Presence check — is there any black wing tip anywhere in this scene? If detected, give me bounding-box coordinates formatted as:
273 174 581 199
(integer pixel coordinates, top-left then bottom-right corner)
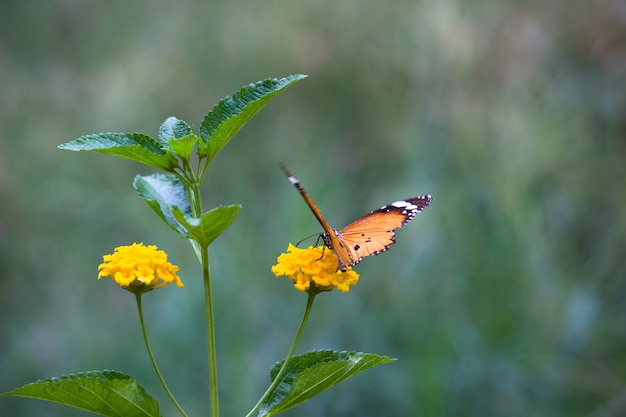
278 161 290 176
404 195 433 212
407 194 433 204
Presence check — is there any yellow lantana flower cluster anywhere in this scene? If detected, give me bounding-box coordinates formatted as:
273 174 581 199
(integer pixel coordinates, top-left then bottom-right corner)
98 243 183 293
272 244 360 293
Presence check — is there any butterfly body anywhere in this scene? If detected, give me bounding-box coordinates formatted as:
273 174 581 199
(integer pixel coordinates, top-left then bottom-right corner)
280 163 432 271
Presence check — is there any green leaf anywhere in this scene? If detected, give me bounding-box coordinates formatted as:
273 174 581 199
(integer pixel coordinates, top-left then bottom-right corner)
172 204 241 247
166 134 198 161
133 173 192 237
258 350 396 417
59 132 177 170
158 118 197 160
198 74 307 161
159 117 193 142
1 370 161 417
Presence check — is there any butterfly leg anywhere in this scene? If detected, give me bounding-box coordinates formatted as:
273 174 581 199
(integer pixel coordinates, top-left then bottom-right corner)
311 233 332 262
316 245 326 262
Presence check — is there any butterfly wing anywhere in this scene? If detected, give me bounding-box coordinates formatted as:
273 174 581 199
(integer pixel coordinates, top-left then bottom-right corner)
335 195 433 268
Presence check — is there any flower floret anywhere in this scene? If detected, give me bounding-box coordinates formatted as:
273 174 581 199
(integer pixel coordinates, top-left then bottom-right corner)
271 244 359 293
98 243 183 293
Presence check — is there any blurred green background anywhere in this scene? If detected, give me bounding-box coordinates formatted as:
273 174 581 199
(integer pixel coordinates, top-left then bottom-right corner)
1 0 625 416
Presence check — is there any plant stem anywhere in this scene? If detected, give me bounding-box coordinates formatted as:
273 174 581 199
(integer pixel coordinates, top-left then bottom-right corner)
185 166 219 415
188 182 204 263
245 291 317 417
202 246 220 417
135 293 188 417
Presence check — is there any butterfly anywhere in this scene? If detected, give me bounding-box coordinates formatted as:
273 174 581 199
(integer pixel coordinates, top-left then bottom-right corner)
279 163 433 271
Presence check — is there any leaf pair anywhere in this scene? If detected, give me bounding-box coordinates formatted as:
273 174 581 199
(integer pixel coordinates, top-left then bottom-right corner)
58 75 307 169
1 351 394 417
133 174 240 246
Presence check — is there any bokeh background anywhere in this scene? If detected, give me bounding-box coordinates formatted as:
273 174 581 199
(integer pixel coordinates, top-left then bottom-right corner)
1 0 625 416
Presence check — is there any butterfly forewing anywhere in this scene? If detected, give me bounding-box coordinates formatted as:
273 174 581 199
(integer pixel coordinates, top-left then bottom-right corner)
335 196 433 269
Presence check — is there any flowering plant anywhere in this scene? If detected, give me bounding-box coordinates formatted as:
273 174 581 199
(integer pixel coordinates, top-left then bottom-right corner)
2 75 399 417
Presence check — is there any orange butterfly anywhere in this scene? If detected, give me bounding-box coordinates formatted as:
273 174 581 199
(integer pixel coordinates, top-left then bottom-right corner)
280 163 433 271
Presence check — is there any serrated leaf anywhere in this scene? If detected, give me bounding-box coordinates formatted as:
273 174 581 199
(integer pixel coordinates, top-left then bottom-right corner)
158 118 197 160
59 133 176 170
1 370 161 417
166 134 198 161
133 173 192 237
258 350 396 417
171 204 240 247
198 74 306 160
159 117 193 142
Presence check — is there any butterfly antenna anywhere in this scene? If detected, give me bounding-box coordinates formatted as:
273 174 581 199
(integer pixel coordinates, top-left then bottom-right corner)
278 162 335 237
295 232 322 247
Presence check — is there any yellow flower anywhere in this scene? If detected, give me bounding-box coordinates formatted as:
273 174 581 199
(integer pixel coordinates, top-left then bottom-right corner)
271 244 360 293
98 243 183 293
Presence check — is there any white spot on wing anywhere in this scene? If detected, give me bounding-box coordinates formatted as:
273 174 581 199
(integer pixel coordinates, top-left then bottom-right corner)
391 200 418 210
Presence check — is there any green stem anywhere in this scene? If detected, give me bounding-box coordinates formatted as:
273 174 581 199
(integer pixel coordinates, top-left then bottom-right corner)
188 182 204 263
182 164 218 415
202 246 220 417
245 291 317 417
135 293 188 417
